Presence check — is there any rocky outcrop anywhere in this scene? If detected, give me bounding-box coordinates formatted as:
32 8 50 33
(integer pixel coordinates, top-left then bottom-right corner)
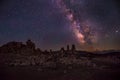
0 40 37 55
0 41 120 70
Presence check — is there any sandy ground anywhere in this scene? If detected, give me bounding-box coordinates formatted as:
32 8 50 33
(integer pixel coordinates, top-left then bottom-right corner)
0 65 120 80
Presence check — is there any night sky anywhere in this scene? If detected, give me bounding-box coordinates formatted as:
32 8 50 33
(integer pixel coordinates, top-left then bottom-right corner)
0 0 120 51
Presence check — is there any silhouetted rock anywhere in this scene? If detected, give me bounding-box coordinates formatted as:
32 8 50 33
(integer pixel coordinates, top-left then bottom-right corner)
0 41 25 53
50 49 53 53
44 50 49 54
35 48 42 55
67 45 70 51
0 40 120 71
60 47 65 53
26 39 35 50
71 44 76 53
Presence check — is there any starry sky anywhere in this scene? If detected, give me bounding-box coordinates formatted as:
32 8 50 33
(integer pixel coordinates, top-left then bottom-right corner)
0 0 120 51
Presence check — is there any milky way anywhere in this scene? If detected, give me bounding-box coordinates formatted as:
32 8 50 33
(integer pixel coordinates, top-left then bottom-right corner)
54 0 98 45
0 0 120 51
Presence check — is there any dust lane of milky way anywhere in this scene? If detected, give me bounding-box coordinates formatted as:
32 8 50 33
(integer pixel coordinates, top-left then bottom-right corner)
0 0 120 51
53 0 98 45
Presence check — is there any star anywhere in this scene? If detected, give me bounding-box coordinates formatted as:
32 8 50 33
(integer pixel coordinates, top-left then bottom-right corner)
0 0 120 51
116 30 119 33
